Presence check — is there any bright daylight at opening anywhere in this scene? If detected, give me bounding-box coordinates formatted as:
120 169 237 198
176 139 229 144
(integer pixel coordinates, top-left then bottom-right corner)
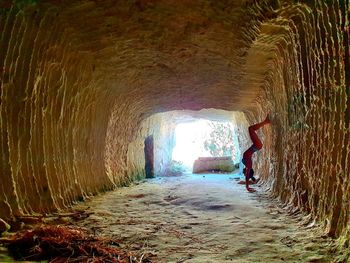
172 119 241 170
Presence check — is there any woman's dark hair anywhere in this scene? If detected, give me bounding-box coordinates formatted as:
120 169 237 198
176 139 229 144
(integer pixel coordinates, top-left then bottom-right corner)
243 168 255 181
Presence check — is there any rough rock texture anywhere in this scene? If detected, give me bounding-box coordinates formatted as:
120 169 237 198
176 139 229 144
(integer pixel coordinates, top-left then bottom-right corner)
253 0 350 245
0 0 349 256
192 157 235 173
127 112 177 180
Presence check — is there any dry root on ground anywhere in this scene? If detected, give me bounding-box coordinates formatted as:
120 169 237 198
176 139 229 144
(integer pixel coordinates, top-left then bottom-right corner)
0 225 153 263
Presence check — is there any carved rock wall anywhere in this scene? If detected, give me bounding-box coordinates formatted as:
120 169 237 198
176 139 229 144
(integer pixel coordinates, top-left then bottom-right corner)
126 112 177 180
249 1 350 243
0 5 115 218
0 0 349 256
240 1 349 256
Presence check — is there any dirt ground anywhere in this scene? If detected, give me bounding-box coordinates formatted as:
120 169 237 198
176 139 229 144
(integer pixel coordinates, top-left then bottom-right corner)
73 172 335 263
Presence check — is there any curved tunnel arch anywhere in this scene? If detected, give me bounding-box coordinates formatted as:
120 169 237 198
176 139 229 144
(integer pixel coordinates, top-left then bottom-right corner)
0 0 349 254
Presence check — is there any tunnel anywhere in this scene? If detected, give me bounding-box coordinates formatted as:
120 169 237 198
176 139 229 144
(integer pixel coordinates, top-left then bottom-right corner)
0 0 349 262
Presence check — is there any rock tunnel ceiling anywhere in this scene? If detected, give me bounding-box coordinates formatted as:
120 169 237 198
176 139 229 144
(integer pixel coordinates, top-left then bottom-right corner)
0 0 349 255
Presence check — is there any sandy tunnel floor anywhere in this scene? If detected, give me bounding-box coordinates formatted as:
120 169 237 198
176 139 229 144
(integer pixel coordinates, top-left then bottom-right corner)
74 173 335 263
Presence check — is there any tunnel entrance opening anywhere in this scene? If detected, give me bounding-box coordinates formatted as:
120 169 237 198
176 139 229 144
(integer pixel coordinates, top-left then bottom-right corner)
130 109 247 178
144 135 154 178
171 119 240 172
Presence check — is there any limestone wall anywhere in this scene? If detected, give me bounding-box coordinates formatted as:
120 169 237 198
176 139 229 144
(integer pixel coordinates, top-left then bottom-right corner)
243 0 349 253
126 112 176 180
0 5 115 218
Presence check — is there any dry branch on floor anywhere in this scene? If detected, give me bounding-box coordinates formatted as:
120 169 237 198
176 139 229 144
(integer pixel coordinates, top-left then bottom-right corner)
5 209 95 233
0 225 153 263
